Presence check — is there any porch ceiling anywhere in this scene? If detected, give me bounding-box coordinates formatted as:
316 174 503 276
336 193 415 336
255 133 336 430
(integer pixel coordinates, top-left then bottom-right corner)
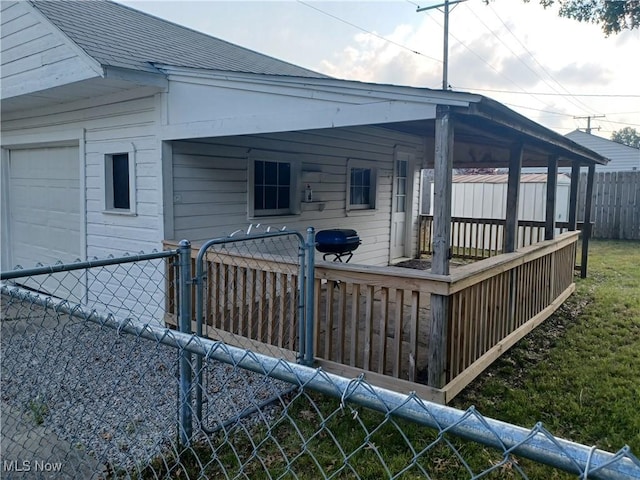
380 106 607 170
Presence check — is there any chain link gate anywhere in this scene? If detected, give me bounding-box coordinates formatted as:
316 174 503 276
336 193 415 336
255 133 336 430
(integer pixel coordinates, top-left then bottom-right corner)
188 228 316 433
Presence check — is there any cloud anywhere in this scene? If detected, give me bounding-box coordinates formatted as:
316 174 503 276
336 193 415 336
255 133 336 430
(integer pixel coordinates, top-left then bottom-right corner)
318 25 441 87
552 62 612 86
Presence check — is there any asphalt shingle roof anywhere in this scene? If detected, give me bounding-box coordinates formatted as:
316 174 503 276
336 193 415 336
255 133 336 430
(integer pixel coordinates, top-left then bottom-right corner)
30 0 327 78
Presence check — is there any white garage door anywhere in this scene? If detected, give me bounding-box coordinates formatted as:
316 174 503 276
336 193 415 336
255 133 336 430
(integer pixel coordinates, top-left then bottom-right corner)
7 145 83 299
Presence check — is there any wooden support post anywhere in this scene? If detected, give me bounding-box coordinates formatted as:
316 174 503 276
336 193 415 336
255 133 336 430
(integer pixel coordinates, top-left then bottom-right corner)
568 163 580 231
428 105 454 389
505 144 523 342
581 164 596 278
545 155 558 241
505 143 523 253
431 105 454 276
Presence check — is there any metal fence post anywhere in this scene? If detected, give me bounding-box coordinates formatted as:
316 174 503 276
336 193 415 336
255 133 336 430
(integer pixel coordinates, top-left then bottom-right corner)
297 235 306 365
304 227 316 367
177 240 193 445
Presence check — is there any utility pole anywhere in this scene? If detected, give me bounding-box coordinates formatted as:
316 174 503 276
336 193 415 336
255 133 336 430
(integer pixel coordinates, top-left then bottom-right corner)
574 115 605 134
416 0 467 90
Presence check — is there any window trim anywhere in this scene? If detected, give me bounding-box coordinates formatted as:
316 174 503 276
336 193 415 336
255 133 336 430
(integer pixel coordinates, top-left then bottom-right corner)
103 146 136 215
247 151 301 219
346 158 378 213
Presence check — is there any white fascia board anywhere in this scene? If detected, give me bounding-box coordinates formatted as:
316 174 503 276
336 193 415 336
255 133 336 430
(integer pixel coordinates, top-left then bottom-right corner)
103 67 168 89
155 64 478 107
161 100 437 141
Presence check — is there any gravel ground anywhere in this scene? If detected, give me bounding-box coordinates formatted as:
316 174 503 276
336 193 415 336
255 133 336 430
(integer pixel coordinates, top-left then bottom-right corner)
1 298 292 475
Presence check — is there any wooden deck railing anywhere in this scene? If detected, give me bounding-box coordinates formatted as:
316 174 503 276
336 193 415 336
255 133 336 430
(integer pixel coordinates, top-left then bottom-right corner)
312 263 448 387
419 215 581 260
165 230 580 403
441 231 579 399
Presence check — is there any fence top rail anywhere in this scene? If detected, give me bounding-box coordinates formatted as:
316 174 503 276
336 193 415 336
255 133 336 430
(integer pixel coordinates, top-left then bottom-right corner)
448 230 580 293
0 250 178 281
2 282 637 480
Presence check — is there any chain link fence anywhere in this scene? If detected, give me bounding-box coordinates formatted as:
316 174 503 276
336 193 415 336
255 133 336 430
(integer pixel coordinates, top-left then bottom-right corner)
1 242 639 479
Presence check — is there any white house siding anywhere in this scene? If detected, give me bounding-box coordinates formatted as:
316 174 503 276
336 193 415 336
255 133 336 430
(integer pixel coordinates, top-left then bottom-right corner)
0 1 101 100
170 126 425 266
1 93 165 323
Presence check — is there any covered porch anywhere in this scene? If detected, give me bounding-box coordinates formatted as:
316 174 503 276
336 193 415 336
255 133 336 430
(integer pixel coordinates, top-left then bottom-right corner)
161 73 606 403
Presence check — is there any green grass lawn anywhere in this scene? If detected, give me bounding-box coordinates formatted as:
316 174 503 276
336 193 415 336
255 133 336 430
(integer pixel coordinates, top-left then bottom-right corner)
141 240 640 479
446 239 640 477
452 240 640 449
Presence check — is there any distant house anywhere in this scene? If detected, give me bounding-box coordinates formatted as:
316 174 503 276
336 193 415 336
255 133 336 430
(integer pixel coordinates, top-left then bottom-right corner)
564 130 639 172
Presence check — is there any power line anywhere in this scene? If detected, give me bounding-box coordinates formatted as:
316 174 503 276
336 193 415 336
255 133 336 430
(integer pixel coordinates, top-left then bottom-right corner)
297 0 638 129
598 119 640 128
464 4 565 97
485 3 601 116
417 7 553 110
454 86 640 98
501 102 572 116
296 0 442 64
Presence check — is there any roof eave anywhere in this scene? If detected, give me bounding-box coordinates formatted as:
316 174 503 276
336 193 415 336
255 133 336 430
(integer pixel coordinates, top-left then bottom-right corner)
467 97 609 166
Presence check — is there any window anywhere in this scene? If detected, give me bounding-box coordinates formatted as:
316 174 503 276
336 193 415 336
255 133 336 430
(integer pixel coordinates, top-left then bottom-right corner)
347 160 377 211
112 154 130 209
105 150 135 214
249 154 300 217
394 159 408 213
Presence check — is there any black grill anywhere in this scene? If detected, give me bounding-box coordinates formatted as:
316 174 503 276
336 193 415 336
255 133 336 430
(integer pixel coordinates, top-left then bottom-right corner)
315 229 361 262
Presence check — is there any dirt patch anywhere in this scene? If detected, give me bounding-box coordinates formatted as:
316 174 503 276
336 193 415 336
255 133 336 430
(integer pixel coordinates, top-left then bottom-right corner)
394 257 474 271
394 259 432 270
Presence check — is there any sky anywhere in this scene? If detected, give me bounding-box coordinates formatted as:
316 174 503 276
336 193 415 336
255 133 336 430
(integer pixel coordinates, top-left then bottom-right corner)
118 0 640 140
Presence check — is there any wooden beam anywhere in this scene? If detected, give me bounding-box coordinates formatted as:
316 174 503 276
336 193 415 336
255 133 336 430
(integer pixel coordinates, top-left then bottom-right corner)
316 359 446 404
505 143 523 253
568 163 580 231
581 164 596 278
432 105 454 275
545 155 558 240
428 104 454 389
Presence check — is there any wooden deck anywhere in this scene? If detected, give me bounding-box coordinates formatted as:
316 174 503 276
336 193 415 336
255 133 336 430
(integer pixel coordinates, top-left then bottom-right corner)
164 230 579 404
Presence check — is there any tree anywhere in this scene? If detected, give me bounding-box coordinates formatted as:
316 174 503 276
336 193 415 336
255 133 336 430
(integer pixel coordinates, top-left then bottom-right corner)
484 1 640 35
611 127 640 148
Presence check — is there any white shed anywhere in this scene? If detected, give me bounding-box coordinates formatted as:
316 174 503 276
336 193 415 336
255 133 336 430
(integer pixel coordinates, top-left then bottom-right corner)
427 173 572 252
447 173 571 222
